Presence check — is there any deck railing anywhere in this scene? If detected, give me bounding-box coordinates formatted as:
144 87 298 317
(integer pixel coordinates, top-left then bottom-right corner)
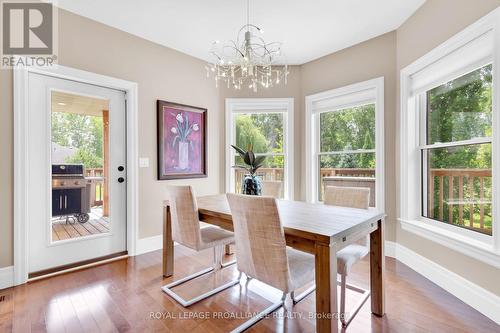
85 168 104 207
236 167 492 235
235 168 285 194
428 169 492 235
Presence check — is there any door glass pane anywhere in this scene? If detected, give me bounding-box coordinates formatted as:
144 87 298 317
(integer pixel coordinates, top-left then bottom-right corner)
234 113 284 153
233 155 285 198
426 65 492 145
319 153 375 204
50 91 110 242
320 104 375 152
423 143 492 235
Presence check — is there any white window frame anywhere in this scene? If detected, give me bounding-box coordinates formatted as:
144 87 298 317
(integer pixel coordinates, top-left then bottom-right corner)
305 77 385 209
225 98 294 199
399 7 500 268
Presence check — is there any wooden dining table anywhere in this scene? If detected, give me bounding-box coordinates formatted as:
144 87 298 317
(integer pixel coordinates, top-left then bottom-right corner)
162 195 385 333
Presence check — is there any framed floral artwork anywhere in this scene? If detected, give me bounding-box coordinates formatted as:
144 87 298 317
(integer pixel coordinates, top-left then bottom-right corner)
157 100 207 180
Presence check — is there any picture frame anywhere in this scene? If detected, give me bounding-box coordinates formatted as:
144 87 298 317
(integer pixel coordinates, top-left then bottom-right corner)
157 100 207 180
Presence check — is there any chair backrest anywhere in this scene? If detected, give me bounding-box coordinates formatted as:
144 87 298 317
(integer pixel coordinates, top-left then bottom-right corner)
226 193 292 292
261 181 283 198
324 186 370 247
324 186 370 209
165 186 201 250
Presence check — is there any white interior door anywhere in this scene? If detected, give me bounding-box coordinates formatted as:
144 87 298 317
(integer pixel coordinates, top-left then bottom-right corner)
27 72 127 274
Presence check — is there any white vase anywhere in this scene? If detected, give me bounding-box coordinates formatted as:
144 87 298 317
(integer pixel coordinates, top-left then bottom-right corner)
178 141 189 170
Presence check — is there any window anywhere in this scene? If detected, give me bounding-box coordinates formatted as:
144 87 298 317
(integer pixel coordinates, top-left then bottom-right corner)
400 9 500 264
318 104 376 202
226 98 294 199
306 78 384 207
421 65 492 235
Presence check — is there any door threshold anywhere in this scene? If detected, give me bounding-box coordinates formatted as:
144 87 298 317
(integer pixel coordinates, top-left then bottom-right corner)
28 251 128 281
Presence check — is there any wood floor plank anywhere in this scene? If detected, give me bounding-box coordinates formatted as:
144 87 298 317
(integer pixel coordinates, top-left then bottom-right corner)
88 220 109 233
64 224 82 239
71 222 92 237
52 223 71 240
52 228 59 241
80 221 101 235
4 250 499 333
94 219 110 231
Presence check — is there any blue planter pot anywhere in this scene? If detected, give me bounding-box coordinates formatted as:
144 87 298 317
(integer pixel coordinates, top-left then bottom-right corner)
242 175 262 195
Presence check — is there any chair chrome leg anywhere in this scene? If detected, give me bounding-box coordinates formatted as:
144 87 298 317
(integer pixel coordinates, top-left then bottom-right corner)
291 285 316 305
221 259 237 268
161 245 241 307
342 282 370 327
339 273 347 326
230 293 286 333
244 275 252 288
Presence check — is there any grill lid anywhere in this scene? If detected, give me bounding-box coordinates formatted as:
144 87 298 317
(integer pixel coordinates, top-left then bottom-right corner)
52 164 85 177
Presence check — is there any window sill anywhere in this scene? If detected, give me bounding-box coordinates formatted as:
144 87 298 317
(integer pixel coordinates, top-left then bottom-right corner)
398 218 500 268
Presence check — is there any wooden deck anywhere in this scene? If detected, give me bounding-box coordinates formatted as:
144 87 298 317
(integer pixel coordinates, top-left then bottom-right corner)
51 209 109 241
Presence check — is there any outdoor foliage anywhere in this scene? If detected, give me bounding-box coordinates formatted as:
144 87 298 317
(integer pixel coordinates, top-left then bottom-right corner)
51 112 104 168
427 64 492 169
319 104 376 169
425 65 493 232
235 113 284 168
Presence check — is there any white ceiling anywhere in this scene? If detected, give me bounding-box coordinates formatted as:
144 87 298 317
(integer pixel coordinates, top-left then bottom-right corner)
57 0 426 65
52 91 108 117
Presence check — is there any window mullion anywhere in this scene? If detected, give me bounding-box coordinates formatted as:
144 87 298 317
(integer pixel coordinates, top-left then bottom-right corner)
318 149 376 156
419 137 492 150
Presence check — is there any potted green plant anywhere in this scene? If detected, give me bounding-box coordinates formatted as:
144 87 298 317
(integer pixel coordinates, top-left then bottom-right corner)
231 144 266 195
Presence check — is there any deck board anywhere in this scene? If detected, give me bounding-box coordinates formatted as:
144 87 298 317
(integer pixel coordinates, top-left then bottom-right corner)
51 210 109 242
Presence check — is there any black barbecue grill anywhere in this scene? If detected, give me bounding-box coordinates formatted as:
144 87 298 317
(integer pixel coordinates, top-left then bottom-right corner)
51 164 91 223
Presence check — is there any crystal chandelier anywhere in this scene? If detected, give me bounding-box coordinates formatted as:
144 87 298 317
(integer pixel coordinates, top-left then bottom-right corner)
206 0 288 92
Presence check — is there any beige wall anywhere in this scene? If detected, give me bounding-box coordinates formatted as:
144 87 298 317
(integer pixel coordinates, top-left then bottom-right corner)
396 0 500 295
0 67 13 268
0 8 223 266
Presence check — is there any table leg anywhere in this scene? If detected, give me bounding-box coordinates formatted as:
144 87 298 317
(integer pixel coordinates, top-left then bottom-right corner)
370 219 385 316
315 243 339 333
163 205 174 277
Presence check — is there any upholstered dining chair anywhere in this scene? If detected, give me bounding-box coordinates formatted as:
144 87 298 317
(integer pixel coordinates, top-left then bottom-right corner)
324 185 371 327
224 181 283 256
226 193 316 333
261 180 283 198
161 186 240 307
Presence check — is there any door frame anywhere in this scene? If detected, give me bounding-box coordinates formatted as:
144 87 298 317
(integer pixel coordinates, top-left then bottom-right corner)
13 65 139 285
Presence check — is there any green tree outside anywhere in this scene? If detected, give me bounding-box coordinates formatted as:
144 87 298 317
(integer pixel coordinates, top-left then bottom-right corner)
51 112 104 168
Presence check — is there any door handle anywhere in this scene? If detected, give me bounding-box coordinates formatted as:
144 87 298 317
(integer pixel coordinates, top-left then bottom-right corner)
64 195 67 209
118 177 125 183
59 195 62 210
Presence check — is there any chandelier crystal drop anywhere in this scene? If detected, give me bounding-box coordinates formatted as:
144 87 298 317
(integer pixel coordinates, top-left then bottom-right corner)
206 0 288 92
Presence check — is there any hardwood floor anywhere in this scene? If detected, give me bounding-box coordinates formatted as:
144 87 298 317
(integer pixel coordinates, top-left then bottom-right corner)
0 246 498 333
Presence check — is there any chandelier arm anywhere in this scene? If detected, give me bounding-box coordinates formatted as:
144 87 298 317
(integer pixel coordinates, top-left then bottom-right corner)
207 0 288 90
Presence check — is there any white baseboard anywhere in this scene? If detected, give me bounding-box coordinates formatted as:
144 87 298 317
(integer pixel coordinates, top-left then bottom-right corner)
384 240 396 258
135 235 163 255
385 240 500 325
0 266 14 290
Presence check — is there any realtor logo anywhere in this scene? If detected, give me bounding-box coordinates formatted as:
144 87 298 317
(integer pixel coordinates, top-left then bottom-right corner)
1 0 57 67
